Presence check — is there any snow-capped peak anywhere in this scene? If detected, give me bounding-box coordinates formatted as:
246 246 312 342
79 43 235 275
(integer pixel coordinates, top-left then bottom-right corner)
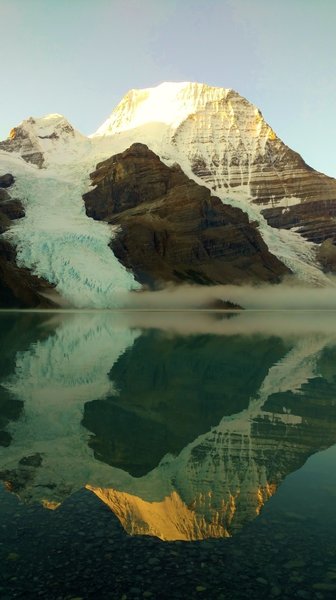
7 113 79 141
0 113 90 167
92 81 233 137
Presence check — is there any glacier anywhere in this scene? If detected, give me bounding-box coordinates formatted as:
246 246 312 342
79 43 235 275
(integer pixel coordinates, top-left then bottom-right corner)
1 151 140 307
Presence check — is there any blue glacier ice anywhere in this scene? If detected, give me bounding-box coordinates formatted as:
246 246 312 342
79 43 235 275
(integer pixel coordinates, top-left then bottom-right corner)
4 158 140 307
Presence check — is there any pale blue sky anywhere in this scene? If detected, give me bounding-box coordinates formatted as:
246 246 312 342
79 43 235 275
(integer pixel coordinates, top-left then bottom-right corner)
0 0 335 176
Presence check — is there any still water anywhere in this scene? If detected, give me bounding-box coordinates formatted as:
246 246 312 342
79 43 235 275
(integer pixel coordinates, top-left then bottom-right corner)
0 310 336 599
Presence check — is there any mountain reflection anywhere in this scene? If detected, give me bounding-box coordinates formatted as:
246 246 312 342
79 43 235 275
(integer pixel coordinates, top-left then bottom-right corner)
1 311 336 540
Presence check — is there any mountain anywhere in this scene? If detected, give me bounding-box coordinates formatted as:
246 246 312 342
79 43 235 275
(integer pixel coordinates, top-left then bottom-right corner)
0 82 335 307
93 82 336 244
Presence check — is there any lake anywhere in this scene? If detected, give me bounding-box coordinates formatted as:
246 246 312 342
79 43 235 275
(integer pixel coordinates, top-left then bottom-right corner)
1 310 336 599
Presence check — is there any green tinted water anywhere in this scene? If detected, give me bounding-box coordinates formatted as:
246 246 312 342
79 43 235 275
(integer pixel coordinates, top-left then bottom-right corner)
0 311 336 599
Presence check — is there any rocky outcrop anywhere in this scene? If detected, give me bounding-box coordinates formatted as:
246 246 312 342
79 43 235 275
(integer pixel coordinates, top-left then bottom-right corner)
84 143 290 286
0 241 57 308
0 173 15 188
0 176 24 233
0 174 56 307
0 119 45 167
260 199 336 244
0 197 25 229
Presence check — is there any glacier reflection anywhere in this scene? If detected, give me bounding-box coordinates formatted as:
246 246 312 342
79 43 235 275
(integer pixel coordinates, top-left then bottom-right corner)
1 311 336 540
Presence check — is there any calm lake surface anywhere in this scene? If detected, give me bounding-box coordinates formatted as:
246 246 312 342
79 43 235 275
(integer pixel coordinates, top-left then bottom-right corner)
1 310 336 599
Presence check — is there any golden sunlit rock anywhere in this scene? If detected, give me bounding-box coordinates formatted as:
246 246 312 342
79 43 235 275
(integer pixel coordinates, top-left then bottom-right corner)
86 487 229 541
41 500 61 510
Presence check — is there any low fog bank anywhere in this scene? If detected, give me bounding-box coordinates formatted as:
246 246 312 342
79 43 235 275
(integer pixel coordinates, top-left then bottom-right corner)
39 306 336 339
125 310 336 338
124 280 336 311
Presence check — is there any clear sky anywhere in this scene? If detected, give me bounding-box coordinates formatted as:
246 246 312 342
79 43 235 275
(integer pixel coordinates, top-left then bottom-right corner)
0 0 335 176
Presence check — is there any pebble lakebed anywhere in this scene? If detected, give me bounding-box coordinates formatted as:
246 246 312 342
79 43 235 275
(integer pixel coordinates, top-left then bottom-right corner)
1 485 336 600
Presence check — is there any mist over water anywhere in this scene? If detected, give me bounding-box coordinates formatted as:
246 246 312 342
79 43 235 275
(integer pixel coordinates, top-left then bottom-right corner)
125 310 336 338
123 279 336 311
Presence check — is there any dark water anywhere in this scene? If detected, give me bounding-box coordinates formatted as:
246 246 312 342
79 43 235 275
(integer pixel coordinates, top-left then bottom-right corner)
1 310 336 599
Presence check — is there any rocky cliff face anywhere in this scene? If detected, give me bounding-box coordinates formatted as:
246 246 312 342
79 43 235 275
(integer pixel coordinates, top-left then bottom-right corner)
0 174 25 231
179 103 336 243
84 143 290 286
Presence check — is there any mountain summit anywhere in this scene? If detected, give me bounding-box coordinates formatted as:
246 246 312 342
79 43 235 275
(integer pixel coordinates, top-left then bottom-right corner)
92 82 336 249
0 113 89 168
93 82 234 135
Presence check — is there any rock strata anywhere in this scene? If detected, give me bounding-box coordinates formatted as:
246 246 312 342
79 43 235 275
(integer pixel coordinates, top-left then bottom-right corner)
172 88 336 245
184 89 336 244
84 144 290 287
174 89 336 244
261 199 336 243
